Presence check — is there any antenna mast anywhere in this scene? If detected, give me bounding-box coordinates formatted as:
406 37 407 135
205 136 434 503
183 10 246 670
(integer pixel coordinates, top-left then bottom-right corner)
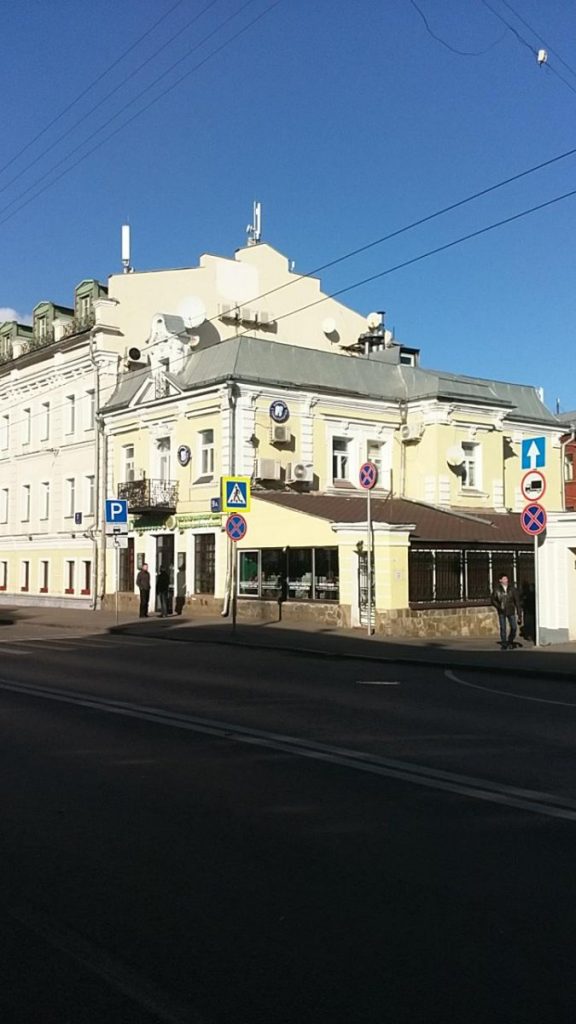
246 201 262 246
121 224 132 273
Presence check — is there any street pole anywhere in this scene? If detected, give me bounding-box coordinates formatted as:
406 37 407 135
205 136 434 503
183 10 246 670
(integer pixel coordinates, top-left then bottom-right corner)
231 538 237 634
534 533 540 647
114 536 119 626
367 486 373 637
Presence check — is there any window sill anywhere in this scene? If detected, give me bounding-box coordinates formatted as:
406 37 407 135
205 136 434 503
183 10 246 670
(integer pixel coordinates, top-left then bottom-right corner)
193 475 214 486
40 587 48 593
20 587 29 592
0 585 6 591
81 588 91 595
65 588 75 594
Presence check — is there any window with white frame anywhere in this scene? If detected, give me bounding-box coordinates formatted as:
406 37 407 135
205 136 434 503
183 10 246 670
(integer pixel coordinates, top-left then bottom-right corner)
200 429 214 476
85 389 95 429
332 437 350 481
65 560 75 593
40 481 50 520
21 560 30 592
85 475 95 516
21 484 30 522
22 407 31 445
40 560 49 592
0 414 9 450
82 560 92 594
40 401 50 441
123 444 135 482
65 478 75 517
0 560 7 590
1 488 8 524
65 394 76 434
157 437 171 481
462 442 481 490
565 452 574 483
367 440 385 483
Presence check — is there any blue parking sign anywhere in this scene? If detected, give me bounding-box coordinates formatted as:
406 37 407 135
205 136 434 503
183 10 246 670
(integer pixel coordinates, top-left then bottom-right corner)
105 499 128 524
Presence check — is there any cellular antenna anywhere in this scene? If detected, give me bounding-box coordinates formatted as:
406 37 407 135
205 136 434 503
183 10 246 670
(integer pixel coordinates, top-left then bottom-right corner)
121 224 132 273
246 201 262 246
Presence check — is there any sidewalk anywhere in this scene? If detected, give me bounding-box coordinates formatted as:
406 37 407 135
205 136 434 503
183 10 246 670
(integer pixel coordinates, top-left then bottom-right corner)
1 603 575 680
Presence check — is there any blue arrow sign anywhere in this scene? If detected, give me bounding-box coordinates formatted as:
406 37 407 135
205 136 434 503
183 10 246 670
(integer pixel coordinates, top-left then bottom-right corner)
521 437 546 470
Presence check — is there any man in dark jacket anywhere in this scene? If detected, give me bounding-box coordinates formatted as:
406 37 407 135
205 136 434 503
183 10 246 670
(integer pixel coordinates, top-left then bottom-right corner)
156 566 170 617
136 563 151 618
491 573 522 648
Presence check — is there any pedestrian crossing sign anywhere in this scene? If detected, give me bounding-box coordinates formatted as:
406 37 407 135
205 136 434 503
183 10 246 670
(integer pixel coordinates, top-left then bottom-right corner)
221 476 251 513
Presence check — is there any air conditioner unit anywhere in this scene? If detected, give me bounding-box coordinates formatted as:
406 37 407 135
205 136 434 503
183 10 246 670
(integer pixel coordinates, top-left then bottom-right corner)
240 307 258 324
287 462 314 484
218 303 240 321
400 423 424 442
271 423 290 444
255 458 282 481
257 310 274 325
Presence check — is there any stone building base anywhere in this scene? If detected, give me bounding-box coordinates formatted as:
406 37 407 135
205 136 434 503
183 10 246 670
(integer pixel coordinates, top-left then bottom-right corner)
375 605 496 638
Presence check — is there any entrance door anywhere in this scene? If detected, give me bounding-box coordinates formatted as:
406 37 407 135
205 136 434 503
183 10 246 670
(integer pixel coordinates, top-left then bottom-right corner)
194 534 215 594
155 534 175 613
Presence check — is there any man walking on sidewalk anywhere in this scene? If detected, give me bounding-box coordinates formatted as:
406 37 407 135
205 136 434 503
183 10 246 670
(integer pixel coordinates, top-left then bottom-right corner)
136 563 151 619
491 573 522 649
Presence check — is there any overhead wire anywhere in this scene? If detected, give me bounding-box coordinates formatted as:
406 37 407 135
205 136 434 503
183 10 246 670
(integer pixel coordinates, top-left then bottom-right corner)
498 0 576 84
0 0 270 225
479 0 576 99
0 0 189 179
0 0 223 199
4 175 576 432
409 0 506 56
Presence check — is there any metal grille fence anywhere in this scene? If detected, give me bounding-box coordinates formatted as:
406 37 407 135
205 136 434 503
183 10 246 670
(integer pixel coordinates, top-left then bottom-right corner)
409 546 534 605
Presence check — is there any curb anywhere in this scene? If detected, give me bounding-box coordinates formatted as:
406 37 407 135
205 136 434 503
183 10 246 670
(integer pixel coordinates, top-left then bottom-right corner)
109 625 576 683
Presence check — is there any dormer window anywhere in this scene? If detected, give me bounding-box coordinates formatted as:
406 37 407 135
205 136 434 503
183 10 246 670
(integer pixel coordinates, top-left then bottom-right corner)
36 316 47 339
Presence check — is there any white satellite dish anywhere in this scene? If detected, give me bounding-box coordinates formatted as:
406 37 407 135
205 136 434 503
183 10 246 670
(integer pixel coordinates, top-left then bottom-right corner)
322 317 337 335
366 311 382 330
446 445 466 466
178 295 206 329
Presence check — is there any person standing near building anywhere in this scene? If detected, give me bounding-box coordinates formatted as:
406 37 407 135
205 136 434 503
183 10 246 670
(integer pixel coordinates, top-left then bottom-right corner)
136 563 151 619
491 573 522 649
156 565 170 618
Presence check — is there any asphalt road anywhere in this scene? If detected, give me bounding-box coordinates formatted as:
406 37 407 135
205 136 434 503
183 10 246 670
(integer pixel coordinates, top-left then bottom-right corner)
1 632 576 1023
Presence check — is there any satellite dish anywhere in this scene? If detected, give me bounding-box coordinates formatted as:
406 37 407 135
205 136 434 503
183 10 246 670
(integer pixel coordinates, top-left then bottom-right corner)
366 311 382 330
178 295 206 329
322 317 337 335
446 445 466 466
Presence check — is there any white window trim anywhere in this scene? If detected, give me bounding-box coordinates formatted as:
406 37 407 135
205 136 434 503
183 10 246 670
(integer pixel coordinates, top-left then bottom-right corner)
461 441 483 492
40 402 50 442
85 475 95 516
40 481 50 521
22 407 31 446
65 477 76 518
39 558 50 592
0 487 8 524
21 484 31 523
199 429 215 477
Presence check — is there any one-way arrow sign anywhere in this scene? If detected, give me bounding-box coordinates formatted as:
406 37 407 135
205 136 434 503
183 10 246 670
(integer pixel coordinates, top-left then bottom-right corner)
521 437 546 471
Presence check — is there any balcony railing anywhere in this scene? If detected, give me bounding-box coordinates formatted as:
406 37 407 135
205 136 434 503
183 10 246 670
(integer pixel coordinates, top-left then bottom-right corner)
117 478 178 514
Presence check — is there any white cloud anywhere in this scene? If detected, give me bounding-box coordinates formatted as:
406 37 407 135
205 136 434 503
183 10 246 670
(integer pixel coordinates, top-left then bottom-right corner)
0 307 32 325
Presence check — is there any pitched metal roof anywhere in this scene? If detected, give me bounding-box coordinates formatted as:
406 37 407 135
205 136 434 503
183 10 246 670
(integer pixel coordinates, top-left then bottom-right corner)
104 335 559 426
254 492 530 544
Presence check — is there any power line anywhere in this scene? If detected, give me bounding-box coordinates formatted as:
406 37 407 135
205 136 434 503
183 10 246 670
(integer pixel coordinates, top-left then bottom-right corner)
480 0 576 99
498 0 576 84
0 0 265 224
0 0 189 180
0 0 223 200
4 177 576 431
410 0 506 56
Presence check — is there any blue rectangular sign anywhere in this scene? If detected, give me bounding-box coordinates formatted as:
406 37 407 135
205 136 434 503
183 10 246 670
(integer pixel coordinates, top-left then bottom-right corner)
105 498 128 524
521 437 546 470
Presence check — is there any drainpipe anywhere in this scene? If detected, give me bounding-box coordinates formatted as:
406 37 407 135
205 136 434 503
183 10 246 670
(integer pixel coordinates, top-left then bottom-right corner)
89 333 102 609
560 422 576 512
221 380 238 616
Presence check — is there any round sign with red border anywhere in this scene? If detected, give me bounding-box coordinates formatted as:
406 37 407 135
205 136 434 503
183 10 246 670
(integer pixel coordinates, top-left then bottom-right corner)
359 461 378 490
520 502 547 536
225 513 248 542
520 470 546 503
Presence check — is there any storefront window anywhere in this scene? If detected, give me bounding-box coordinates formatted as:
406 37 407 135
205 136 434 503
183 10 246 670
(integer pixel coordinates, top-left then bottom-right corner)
314 547 339 601
287 548 313 600
239 550 260 597
262 548 283 600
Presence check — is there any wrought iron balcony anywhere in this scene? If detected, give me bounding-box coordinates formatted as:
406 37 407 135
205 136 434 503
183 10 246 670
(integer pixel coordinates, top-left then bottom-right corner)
117 478 178 514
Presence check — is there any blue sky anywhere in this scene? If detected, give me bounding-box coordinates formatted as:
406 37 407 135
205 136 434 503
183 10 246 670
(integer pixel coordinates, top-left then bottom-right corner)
2 0 575 410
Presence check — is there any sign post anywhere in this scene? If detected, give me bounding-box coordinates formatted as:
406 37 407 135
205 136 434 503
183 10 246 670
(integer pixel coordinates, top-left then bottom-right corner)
105 499 128 622
225 513 248 633
359 461 378 636
520 446 548 645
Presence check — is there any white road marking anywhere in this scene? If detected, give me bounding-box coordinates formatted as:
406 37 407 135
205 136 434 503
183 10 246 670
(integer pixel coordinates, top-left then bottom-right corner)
446 669 576 708
356 681 400 686
1 676 576 822
2 898 200 1024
